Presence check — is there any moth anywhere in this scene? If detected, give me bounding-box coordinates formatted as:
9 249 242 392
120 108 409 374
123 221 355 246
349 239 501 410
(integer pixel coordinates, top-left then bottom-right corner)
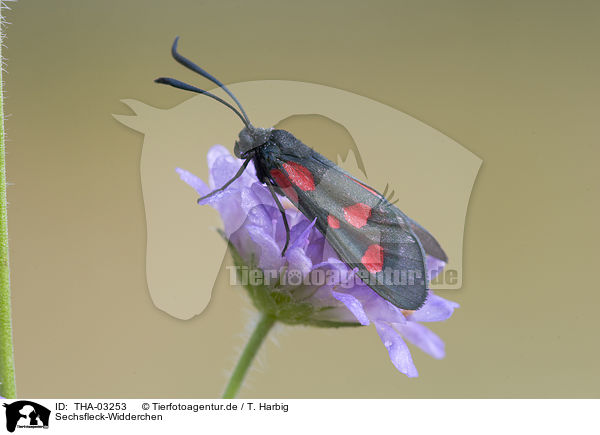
156 38 447 310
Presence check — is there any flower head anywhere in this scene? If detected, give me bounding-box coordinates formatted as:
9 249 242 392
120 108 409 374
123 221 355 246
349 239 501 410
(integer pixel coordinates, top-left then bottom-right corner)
177 145 459 377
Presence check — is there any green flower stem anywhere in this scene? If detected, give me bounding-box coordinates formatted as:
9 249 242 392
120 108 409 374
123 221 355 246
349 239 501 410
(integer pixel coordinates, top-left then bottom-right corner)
222 314 276 399
0 8 16 399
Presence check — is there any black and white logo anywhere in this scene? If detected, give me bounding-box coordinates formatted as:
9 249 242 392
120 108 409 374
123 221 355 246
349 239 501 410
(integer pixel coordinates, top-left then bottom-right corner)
2 401 50 432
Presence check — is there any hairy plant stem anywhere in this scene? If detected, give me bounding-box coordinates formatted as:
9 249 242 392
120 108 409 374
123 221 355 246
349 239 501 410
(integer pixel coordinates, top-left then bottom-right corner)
0 4 16 399
222 314 275 399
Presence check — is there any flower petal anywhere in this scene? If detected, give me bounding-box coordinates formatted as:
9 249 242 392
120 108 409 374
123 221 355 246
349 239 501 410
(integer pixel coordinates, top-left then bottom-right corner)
207 147 257 192
212 191 249 236
396 322 445 359
375 321 418 377
335 282 407 325
305 236 326 265
331 291 370 325
206 145 232 169
210 154 245 190
409 293 459 322
288 218 317 251
176 167 210 196
240 192 273 230
286 247 313 278
426 255 446 280
250 182 277 210
245 225 285 272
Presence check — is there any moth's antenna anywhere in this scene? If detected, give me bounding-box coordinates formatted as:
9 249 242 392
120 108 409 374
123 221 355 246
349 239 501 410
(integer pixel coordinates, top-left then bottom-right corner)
154 77 250 128
169 37 252 126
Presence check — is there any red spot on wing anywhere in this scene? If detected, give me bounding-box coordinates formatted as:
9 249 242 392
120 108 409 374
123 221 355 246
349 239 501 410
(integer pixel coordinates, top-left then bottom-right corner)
343 203 372 228
270 169 298 203
283 162 315 191
270 169 290 188
327 215 340 229
362 244 384 273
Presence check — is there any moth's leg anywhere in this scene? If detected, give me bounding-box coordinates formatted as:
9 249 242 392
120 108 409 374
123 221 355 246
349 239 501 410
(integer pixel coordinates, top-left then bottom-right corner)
197 158 252 203
265 178 290 256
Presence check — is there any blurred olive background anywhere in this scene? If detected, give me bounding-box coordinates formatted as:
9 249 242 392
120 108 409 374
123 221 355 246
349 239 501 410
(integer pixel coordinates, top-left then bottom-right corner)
4 0 599 398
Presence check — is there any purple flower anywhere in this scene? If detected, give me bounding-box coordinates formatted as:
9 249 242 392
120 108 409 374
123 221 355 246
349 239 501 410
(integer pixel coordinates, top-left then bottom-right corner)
177 145 459 377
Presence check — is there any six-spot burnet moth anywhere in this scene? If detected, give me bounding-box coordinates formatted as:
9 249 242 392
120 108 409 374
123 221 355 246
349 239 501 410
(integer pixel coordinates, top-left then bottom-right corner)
155 37 448 310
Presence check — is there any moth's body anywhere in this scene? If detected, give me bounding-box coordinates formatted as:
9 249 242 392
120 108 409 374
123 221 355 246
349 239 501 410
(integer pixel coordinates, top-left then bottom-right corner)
236 127 446 310
156 37 447 311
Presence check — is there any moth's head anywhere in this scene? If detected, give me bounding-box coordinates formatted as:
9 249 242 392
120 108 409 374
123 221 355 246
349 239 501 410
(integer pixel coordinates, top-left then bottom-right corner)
234 126 272 158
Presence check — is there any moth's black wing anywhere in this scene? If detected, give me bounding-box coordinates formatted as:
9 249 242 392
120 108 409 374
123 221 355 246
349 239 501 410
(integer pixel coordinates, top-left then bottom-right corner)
407 218 447 263
311 151 448 263
258 130 443 310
